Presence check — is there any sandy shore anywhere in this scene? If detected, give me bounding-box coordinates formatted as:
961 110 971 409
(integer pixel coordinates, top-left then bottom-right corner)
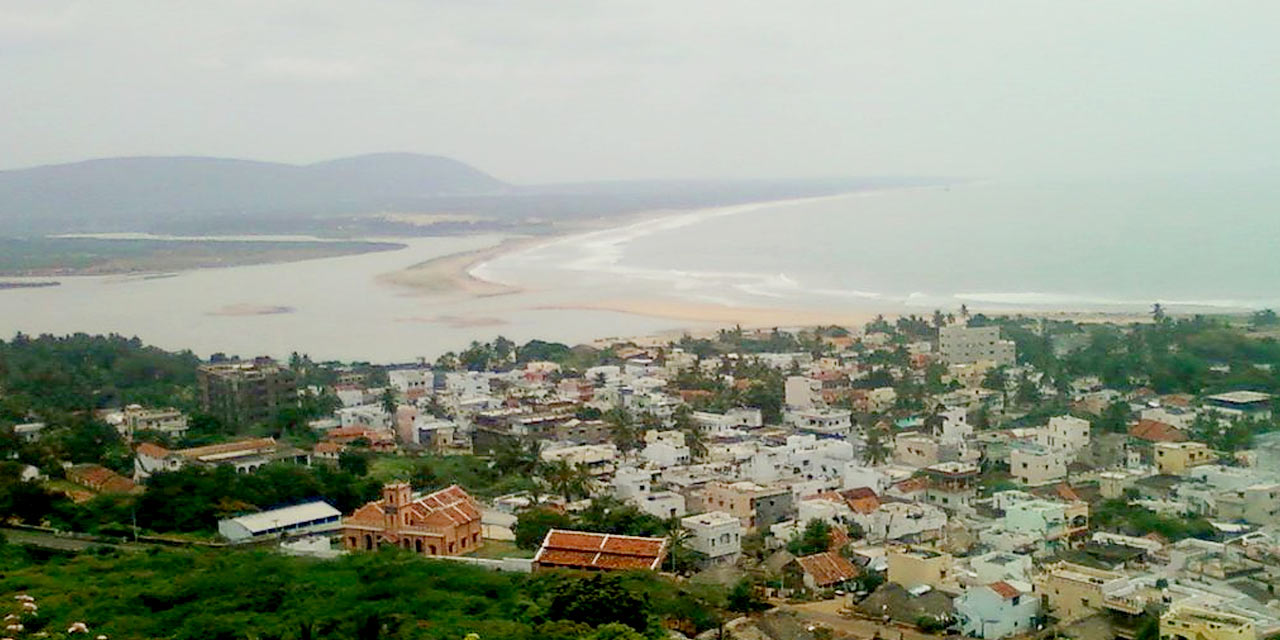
536 298 882 330
377 236 544 296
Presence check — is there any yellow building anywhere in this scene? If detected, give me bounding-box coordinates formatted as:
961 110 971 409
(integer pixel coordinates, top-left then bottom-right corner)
887 546 954 590
1034 562 1127 622
1160 606 1255 640
1154 441 1215 475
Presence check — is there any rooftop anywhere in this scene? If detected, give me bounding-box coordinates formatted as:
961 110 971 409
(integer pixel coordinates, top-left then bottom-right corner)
1205 391 1271 405
534 529 668 571
225 501 341 534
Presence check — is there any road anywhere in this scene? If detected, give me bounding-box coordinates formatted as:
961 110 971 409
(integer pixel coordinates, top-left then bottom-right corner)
1 527 143 552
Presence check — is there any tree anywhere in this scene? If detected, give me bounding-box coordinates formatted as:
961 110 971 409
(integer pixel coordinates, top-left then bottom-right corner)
788 518 833 556
338 451 369 477
604 408 639 452
1152 303 1167 324
547 574 652 632
727 578 769 614
861 428 891 466
380 387 398 417
513 507 574 549
538 458 591 502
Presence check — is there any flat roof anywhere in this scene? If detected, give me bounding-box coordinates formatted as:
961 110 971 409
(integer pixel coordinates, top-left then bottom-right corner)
226 501 341 533
1205 391 1271 404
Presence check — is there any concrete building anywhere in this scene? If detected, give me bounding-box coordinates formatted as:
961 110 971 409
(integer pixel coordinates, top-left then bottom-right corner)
1010 443 1067 486
1203 391 1272 422
681 511 742 566
342 483 483 556
923 462 981 512
1038 415 1091 460
1160 606 1256 640
1155 441 1215 475
133 437 309 481
998 491 1089 542
1215 483 1280 526
939 325 1016 367
703 481 794 530
13 422 46 442
541 443 618 476
969 551 1033 584
955 581 1040 639
197 358 298 427
859 502 947 543
788 407 854 438
217 501 341 542
641 430 691 467
895 433 941 467
1033 561 1127 622
120 405 189 440
887 546 954 590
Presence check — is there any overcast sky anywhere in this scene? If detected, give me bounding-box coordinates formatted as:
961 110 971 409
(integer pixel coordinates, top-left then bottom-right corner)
3 1 1279 182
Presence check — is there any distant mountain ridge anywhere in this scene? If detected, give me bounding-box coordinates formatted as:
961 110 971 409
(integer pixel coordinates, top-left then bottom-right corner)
0 153 507 233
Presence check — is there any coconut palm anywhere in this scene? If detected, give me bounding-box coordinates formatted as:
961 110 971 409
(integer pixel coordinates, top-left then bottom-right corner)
538 458 592 502
861 427 891 466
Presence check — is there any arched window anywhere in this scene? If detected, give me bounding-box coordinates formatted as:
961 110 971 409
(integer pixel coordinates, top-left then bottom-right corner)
428 544 437 555
364 534 374 550
415 539 423 553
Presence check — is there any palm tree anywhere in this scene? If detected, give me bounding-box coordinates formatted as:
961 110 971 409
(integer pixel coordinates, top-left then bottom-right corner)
684 424 709 461
539 458 591 502
861 427 891 466
1151 302 1167 323
665 517 694 574
960 304 970 321
380 387 398 416
605 407 639 452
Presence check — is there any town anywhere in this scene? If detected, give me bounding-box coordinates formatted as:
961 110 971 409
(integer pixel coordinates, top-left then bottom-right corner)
3 309 1280 640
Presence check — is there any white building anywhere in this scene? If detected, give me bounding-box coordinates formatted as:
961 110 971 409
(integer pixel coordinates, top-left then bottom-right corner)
681 511 743 566
641 430 691 468
939 325 1016 367
857 502 947 543
693 408 763 435
388 369 432 398
541 443 618 476
636 491 686 520
785 375 820 409
1037 416 1091 460
1010 443 1067 486
788 408 854 438
14 422 46 442
120 405 189 440
337 404 393 430
217 501 342 542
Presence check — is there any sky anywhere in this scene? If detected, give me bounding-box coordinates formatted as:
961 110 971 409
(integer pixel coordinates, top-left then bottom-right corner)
2 1 1279 183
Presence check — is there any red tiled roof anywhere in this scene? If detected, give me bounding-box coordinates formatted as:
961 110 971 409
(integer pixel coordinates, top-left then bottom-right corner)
989 581 1021 599
1056 484 1081 502
533 529 667 571
135 442 172 458
67 464 137 494
795 551 858 587
313 442 345 454
178 437 276 460
894 477 929 494
1129 420 1187 443
342 484 481 531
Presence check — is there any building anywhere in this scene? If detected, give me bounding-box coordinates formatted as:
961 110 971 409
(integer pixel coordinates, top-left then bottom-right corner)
1215 483 1280 526
793 551 859 590
541 443 618 476
133 437 309 481
887 546 954 590
923 462 980 512
1155 441 1215 475
895 433 942 467
1203 391 1272 422
387 368 432 400
532 529 668 571
939 325 1016 367
197 358 298 427
703 481 794 530
66 464 138 494
217 501 342 542
13 422 45 442
1160 606 1256 640
1033 561 1127 622
342 483 483 556
681 511 743 566
789 408 854 438
998 492 1089 542
955 581 1040 639
1010 443 1067 486
859 502 947 543
1038 415 1091 460
119 405 189 440
969 551 1033 584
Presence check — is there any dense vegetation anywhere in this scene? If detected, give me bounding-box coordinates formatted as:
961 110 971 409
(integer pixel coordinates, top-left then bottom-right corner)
0 544 730 640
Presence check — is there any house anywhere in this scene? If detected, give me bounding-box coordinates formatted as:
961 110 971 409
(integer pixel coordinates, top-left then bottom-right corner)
895 433 941 467
312 441 346 464
955 581 1040 639
1203 391 1272 422
1038 415 1091 460
13 422 46 442
641 430 691 467
387 368 432 400
789 408 854 438
923 462 981 512
1130 419 1188 444
858 502 947 543
793 551 859 590
1009 443 1067 486
217 501 342 542
1215 483 1280 526
1160 606 1256 640
997 491 1089 542
1155 441 1215 475
66 464 138 494
541 443 618 476
1033 561 1127 622
681 511 742 567
532 529 668 571
134 437 310 481
887 546 954 590
120 405 189 440
969 551 1033 584
341 483 483 556
702 481 794 530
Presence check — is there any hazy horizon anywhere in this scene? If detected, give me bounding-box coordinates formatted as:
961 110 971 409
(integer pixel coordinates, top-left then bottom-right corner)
5 2 1280 183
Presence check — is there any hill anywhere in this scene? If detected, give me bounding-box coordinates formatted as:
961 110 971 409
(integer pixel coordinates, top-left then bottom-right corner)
0 153 507 233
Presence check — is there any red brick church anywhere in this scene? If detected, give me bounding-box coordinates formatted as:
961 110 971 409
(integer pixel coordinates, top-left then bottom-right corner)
341 483 483 556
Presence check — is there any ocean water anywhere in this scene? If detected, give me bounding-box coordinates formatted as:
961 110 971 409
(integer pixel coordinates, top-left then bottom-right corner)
479 178 1280 313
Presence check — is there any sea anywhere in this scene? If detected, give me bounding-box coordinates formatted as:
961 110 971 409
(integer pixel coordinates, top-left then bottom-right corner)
478 176 1280 313
2 177 1278 362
